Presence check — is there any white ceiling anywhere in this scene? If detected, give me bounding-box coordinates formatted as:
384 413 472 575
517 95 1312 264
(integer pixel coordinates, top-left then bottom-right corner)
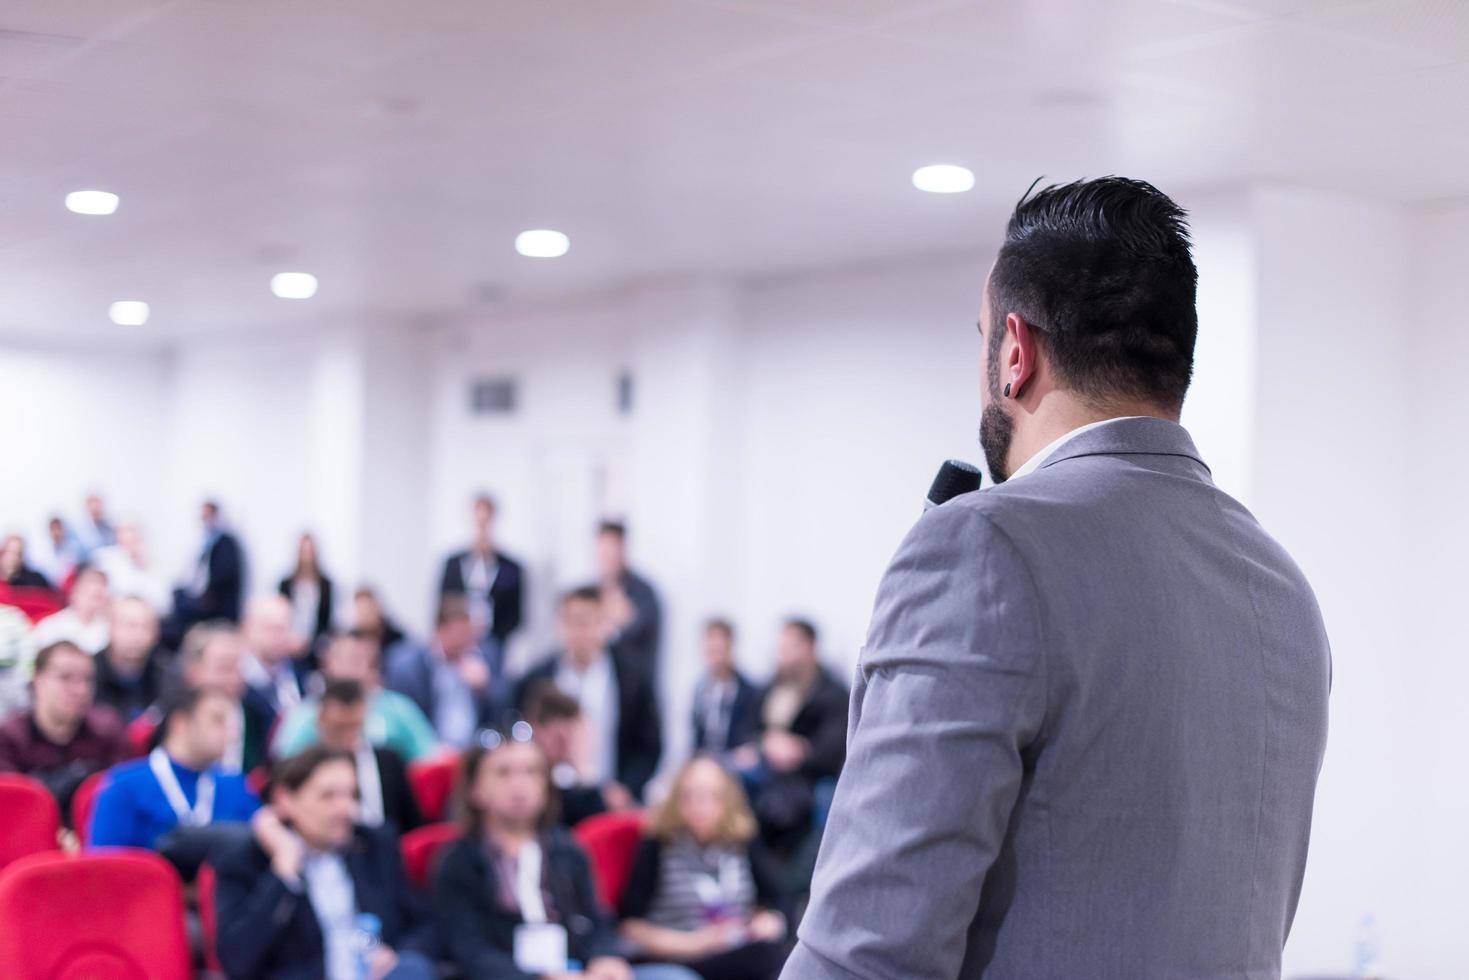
1 0 1466 342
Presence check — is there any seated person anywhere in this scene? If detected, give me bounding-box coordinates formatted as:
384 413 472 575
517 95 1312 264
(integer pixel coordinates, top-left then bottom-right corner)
515 587 662 801
240 595 307 729
30 562 110 655
351 587 407 659
385 595 507 749
316 678 422 835
1 533 55 590
434 733 697 980
730 618 848 855
89 686 260 851
94 596 170 721
524 683 634 827
167 622 269 774
214 746 437 980
620 758 789 980
0 640 130 816
274 631 439 763
690 619 758 755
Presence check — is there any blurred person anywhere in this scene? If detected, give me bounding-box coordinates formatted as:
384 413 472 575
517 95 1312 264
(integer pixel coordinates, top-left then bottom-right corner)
241 594 306 729
0 640 129 814
74 492 116 556
439 493 524 653
279 531 335 661
593 521 661 670
516 587 662 801
0 604 34 719
92 521 170 613
88 685 260 850
274 630 439 763
1 533 54 590
31 516 82 587
523 683 634 826
315 677 422 834
386 595 507 748
94 595 170 721
352 586 407 657
731 619 847 855
620 758 789 980
690 619 758 755
214 746 437 980
171 622 269 774
30 562 110 654
170 499 245 639
433 734 698 980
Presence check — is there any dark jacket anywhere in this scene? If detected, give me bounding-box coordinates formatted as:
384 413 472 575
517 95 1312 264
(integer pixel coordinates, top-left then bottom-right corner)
0 707 131 818
93 646 169 722
372 745 424 834
174 530 244 624
214 823 436 980
515 651 663 800
278 574 334 643
605 570 661 670
691 671 760 754
750 667 849 782
439 549 524 648
434 830 619 980
3 566 53 590
384 642 509 742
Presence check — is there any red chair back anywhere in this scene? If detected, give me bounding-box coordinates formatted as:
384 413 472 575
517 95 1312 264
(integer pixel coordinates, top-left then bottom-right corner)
125 714 157 758
400 822 462 891
407 752 459 822
0 774 61 868
573 810 646 910
0 849 190 980
71 770 108 847
0 583 63 623
197 863 223 974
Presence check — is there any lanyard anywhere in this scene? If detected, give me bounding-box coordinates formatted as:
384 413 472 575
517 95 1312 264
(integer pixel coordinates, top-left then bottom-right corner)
148 747 214 827
516 840 548 924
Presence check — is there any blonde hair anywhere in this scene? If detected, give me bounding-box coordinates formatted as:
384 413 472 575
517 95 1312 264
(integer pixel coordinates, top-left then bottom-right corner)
648 756 758 847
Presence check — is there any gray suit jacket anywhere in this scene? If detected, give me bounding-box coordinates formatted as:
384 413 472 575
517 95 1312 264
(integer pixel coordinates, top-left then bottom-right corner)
782 418 1330 980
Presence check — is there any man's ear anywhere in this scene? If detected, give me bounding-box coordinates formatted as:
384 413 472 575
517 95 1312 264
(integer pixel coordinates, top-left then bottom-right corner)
1006 313 1041 399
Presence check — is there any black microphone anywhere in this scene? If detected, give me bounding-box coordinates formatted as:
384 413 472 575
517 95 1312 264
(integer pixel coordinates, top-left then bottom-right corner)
925 459 982 511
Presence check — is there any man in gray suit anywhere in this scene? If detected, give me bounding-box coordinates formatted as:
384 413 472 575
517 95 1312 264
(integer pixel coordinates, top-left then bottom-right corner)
782 178 1331 980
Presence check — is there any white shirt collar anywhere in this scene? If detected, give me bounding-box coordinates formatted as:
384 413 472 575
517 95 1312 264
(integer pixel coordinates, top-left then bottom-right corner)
1007 416 1149 482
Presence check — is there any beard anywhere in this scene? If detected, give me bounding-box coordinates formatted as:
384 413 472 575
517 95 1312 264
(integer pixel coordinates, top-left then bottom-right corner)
979 400 1015 484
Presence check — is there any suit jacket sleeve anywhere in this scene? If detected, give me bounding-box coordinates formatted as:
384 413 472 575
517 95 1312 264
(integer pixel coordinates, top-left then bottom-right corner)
800 681 849 781
784 504 1047 980
439 555 462 598
214 842 303 979
206 535 242 616
492 557 523 642
619 663 662 799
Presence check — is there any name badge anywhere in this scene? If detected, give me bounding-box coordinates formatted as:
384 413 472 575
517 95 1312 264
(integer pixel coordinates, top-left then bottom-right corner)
514 922 569 974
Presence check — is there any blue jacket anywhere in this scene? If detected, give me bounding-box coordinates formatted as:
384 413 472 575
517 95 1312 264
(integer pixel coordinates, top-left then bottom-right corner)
88 752 259 851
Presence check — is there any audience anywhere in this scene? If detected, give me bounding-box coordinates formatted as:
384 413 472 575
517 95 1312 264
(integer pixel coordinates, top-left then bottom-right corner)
169 499 245 640
386 595 507 749
620 757 789 980
524 684 634 826
1 533 54 590
279 531 335 660
214 746 437 980
274 631 439 763
439 493 525 652
89 686 260 850
74 493 116 557
93 522 170 613
241 594 306 730
594 521 663 671
690 619 758 755
352 586 407 657
434 733 698 980
315 677 423 834
94 596 170 721
174 622 268 774
30 562 111 654
0 640 130 814
516 586 663 802
732 619 848 856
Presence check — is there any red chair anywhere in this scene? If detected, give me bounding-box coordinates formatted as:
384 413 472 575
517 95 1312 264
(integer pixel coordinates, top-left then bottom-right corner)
197 863 223 974
573 810 646 910
0 583 63 623
0 849 190 980
71 769 108 847
0 774 61 868
400 822 462 892
125 713 157 758
407 751 460 823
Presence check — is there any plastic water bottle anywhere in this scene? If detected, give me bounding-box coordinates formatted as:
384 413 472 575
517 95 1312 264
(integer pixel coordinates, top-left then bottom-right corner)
1352 912 1378 978
352 913 382 980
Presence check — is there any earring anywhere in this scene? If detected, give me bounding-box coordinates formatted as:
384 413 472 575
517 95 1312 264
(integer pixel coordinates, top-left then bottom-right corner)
1003 383 1012 398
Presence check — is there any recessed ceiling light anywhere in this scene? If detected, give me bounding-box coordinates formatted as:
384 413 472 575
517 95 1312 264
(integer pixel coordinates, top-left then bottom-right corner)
109 300 149 326
912 164 975 194
271 272 318 299
515 229 570 258
66 190 120 215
